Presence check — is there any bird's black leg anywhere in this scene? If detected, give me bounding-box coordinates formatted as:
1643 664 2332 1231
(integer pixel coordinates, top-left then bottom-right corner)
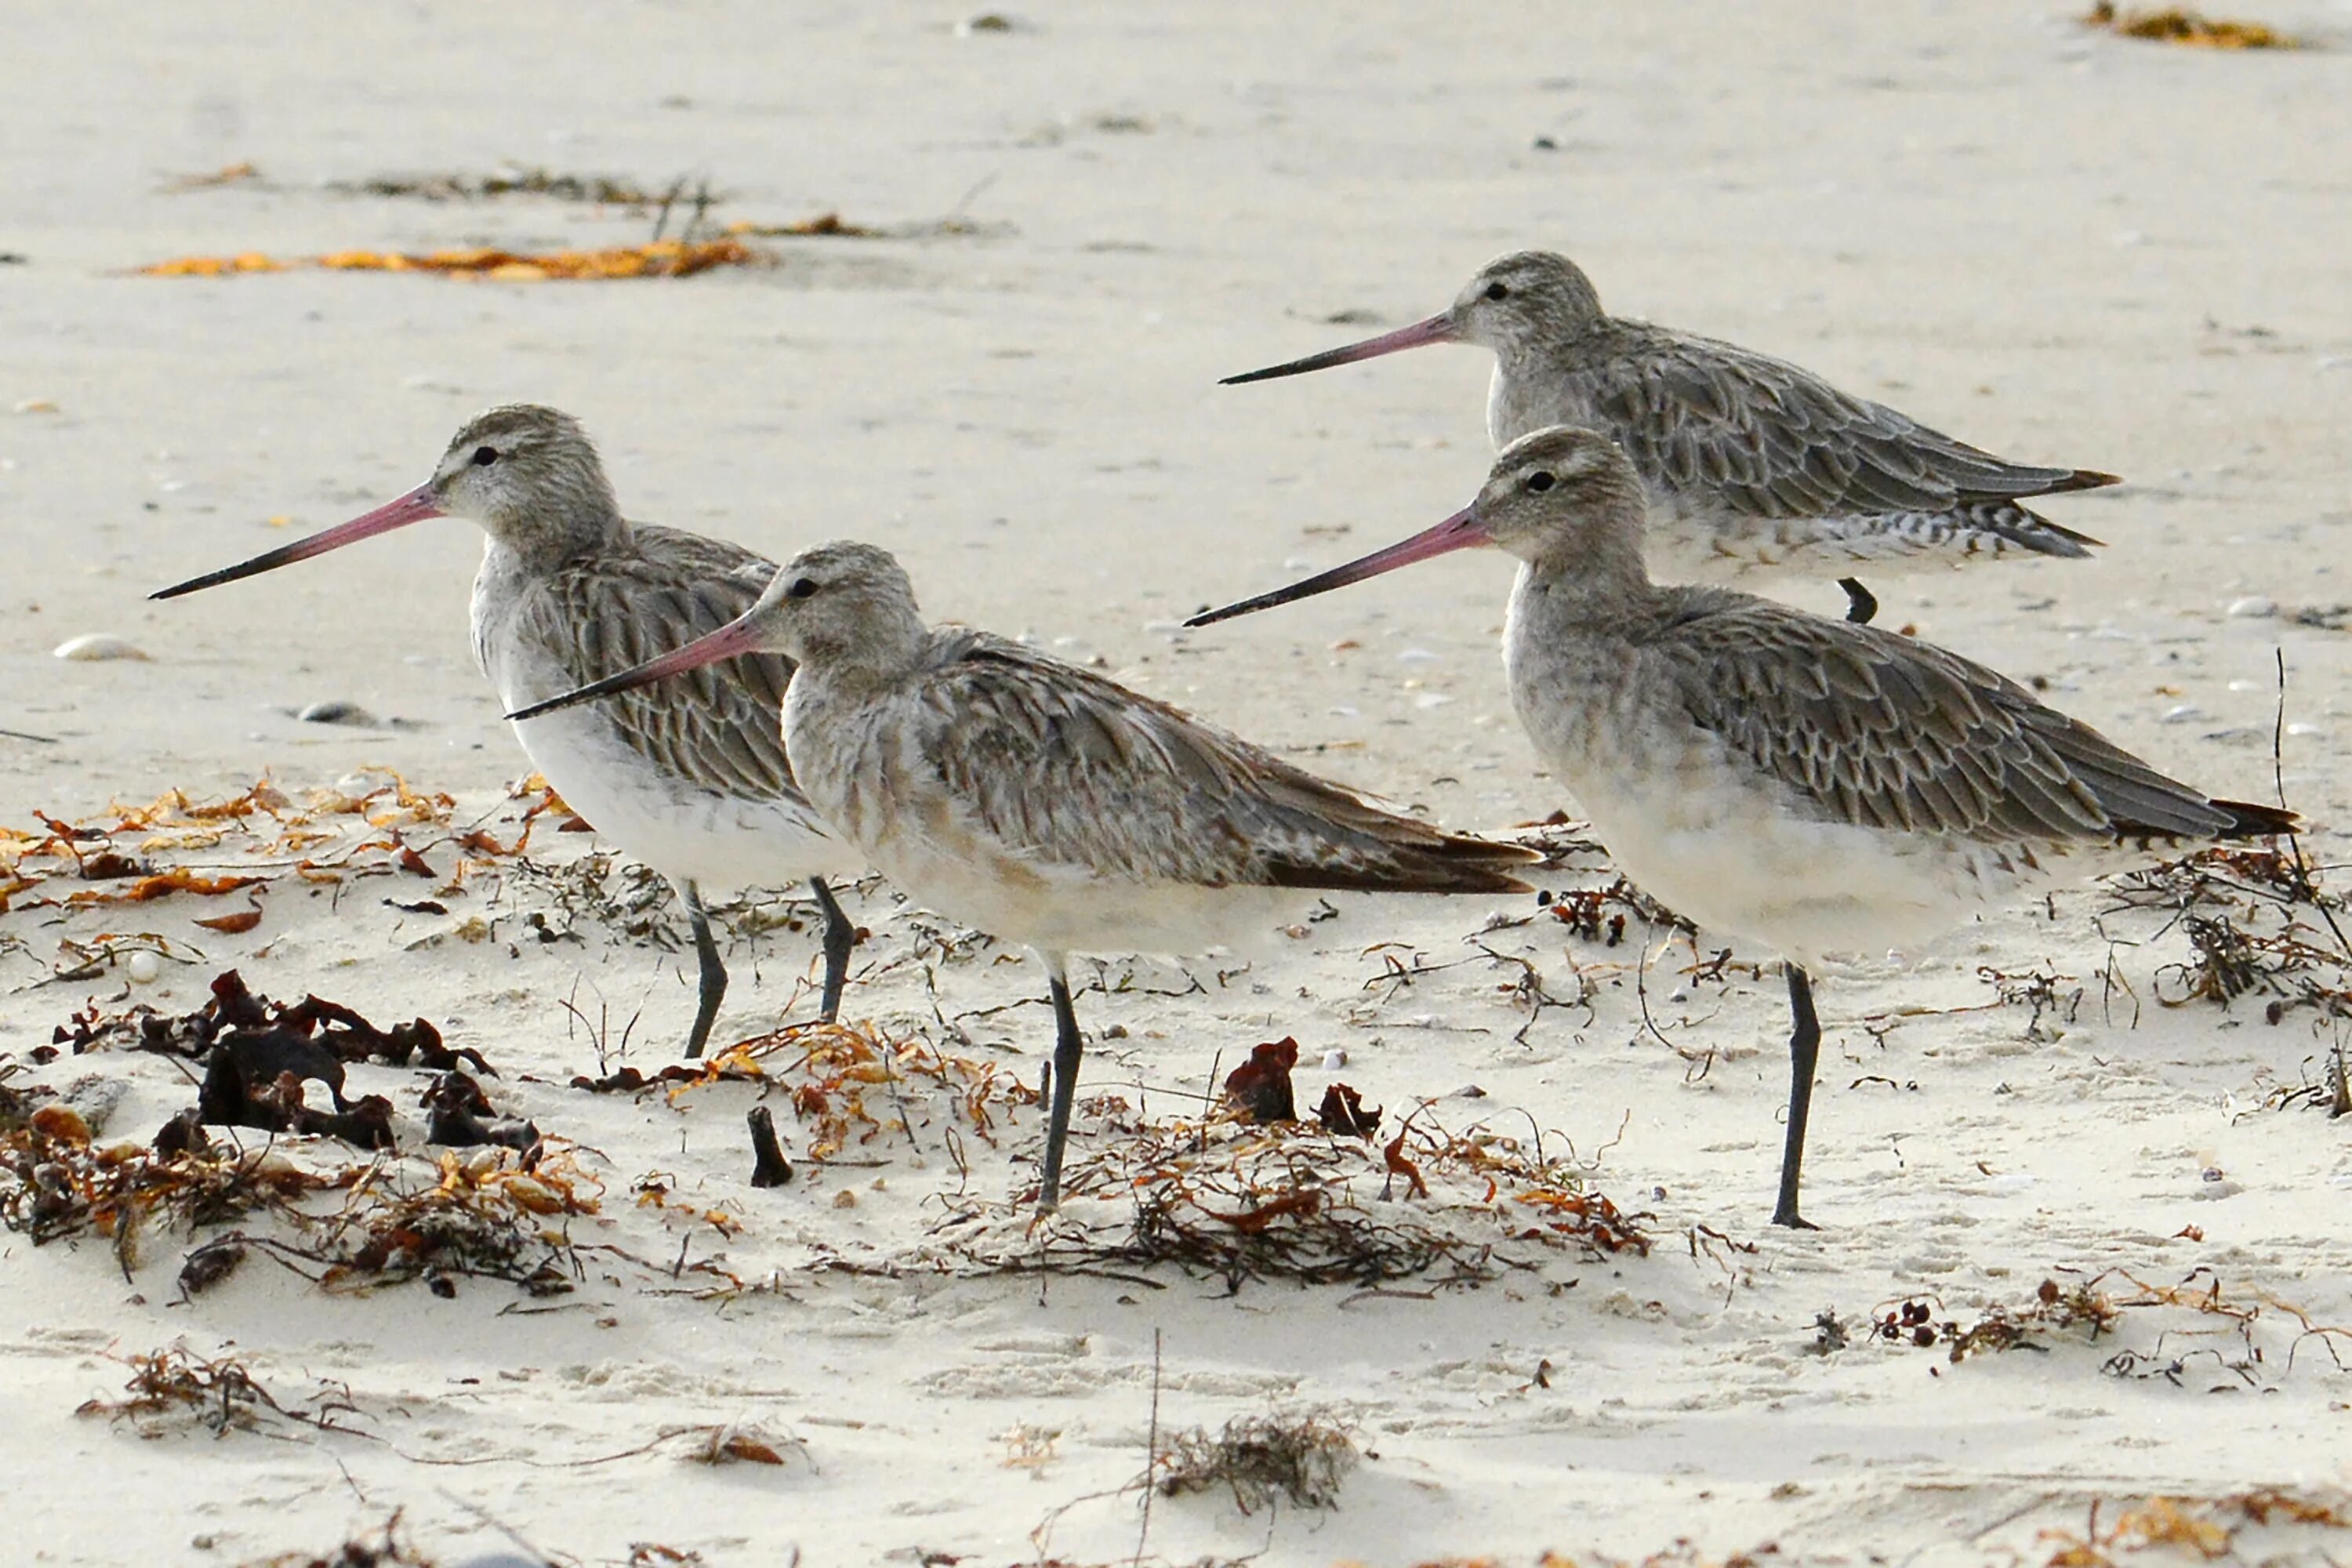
1838 577 1878 626
809 878 856 1022
680 879 728 1061
1772 962 1824 1229
1036 957 1086 1211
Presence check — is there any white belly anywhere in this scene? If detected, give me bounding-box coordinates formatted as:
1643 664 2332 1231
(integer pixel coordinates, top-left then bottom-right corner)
480 622 858 895
1504 624 2061 967
509 705 858 892
1568 746 2022 967
854 809 1298 961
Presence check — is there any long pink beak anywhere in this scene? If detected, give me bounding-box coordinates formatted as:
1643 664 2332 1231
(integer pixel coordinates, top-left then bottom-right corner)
505 612 768 724
1220 312 1457 386
1185 504 1493 628
151 484 446 600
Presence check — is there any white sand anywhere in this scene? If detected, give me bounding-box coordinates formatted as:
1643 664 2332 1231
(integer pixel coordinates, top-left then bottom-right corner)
6 2 2352 1563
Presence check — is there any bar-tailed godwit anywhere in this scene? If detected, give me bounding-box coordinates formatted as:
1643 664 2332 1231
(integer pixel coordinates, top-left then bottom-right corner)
507 540 1538 1209
152 406 864 1056
1223 251 2117 624
1188 425 2293 1227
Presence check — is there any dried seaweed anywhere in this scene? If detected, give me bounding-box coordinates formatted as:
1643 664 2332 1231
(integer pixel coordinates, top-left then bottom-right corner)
1849 1269 2349 1389
2038 1490 2352 1566
499 848 680 945
164 161 263 191
140 240 764 281
1 1114 347 1249
329 168 704 205
1222 1038 1299 1122
199 1048 397 1150
3 772 533 956
725 208 1015 242
667 1421 808 1468
2082 2 2299 47
728 212 884 238
234 1513 442 1568
64 967 477 1069
1315 1083 1382 1138
2 1080 594 1299
1946 1277 2125 1363
212 1147 598 1298
1156 1412 1357 1512
51 967 479 1153
420 1069 539 1150
1975 960 2086 1037
2101 845 2352 1025
676 1020 1036 1160
851 1102 1648 1295
1855 1279 2128 1365
0 1054 45 1132
77 1342 363 1438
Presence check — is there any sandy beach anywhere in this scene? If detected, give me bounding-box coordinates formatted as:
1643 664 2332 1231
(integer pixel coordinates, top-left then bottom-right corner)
6 2 2352 1563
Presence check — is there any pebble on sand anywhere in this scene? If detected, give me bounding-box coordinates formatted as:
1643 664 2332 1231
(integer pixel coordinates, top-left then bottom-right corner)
53 633 150 662
296 699 381 727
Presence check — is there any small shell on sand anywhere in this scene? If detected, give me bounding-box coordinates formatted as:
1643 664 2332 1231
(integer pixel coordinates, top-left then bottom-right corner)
53 633 150 662
125 949 162 984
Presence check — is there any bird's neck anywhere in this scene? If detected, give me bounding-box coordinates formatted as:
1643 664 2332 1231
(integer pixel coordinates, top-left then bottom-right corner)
485 491 632 574
793 613 938 705
1494 313 1607 379
779 622 935 854
1508 532 1664 634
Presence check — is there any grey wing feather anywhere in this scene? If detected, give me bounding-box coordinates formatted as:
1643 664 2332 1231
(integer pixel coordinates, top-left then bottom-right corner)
909 634 1534 894
1572 324 2111 521
518 524 809 804
1662 597 2235 844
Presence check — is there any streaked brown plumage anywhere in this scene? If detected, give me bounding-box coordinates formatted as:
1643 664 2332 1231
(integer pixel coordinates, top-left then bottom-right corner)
1223 249 2115 623
488 524 797 801
508 539 1536 1210
1186 425 2292 1228
152 405 864 1055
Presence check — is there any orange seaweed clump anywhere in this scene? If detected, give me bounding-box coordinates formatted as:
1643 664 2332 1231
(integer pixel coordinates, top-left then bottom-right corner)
143 239 762 281
140 252 287 277
2082 2 2297 46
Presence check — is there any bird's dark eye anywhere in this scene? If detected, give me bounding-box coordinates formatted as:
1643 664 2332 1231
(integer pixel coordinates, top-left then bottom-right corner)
785 576 818 600
1484 281 1510 301
1526 470 1555 492
471 446 499 466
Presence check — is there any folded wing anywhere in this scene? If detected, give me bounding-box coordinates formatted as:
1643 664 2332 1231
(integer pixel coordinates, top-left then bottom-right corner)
909 634 1535 894
1664 600 2259 844
1571 326 2114 527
